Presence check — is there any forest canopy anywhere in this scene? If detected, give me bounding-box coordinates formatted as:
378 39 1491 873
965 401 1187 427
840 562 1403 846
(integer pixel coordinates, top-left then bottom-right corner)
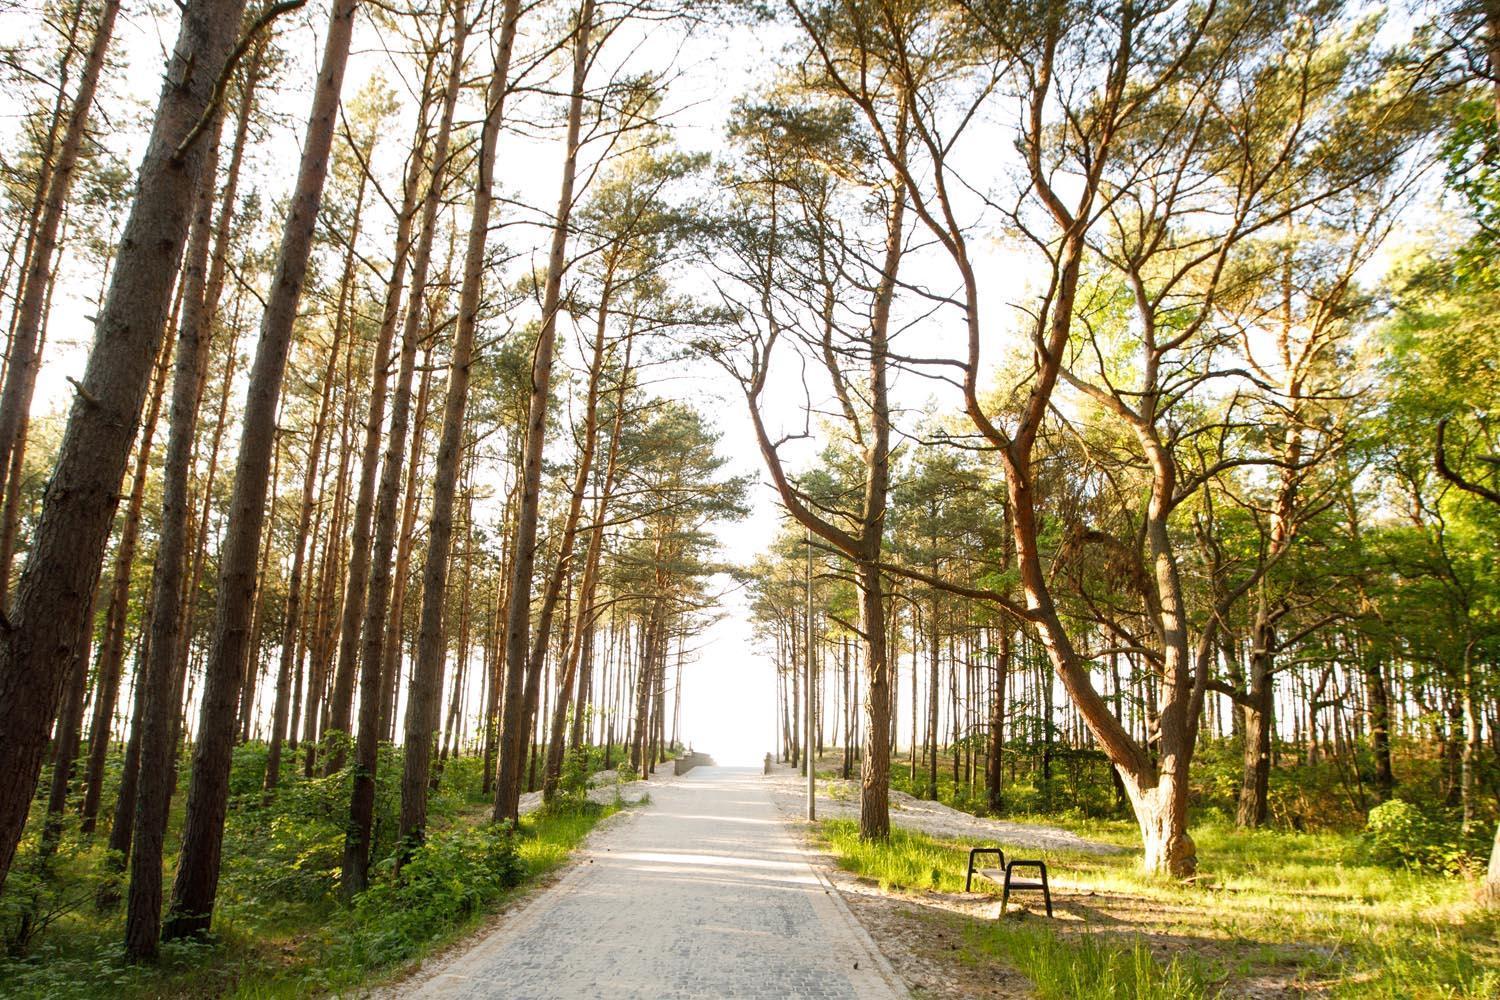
0 0 1496 993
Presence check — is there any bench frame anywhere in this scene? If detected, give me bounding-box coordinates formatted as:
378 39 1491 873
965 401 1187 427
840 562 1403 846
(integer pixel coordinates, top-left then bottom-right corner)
964 847 1054 917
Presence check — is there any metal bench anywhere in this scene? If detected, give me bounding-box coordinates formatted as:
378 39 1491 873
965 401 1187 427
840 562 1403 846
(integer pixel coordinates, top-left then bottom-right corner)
964 847 1053 917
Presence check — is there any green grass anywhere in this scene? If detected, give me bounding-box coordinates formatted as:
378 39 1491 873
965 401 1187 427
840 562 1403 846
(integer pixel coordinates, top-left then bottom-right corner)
965 921 1217 1000
0 749 630 999
824 818 974 893
817 816 1500 999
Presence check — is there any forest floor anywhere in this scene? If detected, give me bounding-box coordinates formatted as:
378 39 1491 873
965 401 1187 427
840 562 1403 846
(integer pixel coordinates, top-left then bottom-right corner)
775 755 1500 999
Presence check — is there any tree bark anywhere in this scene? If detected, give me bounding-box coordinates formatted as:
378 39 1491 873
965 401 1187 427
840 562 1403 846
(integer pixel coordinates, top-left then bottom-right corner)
493 0 590 823
325 20 442 809
123 129 223 958
80 331 173 833
0 0 249 892
401 0 521 848
986 624 1010 813
39 608 97 858
165 0 359 938
382 342 435 739
1236 611 1274 828
338 17 459 898
926 605 939 799
542 291 628 802
1362 648 1394 800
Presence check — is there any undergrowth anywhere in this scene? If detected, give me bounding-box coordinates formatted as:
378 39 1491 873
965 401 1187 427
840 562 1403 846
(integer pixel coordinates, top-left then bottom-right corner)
0 744 630 999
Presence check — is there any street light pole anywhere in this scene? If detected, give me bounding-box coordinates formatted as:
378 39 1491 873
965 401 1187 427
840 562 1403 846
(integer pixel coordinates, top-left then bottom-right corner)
806 525 816 821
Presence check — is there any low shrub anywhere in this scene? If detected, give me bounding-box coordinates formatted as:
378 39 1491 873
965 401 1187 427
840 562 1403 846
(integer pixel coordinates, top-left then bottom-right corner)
326 822 525 974
1362 799 1476 875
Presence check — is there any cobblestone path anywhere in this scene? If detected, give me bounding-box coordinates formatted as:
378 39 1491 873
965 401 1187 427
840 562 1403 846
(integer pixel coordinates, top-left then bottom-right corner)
409 766 906 999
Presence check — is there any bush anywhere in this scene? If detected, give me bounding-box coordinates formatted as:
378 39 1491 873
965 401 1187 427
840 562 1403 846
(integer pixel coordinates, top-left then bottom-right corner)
1363 799 1474 874
326 823 525 973
227 741 269 796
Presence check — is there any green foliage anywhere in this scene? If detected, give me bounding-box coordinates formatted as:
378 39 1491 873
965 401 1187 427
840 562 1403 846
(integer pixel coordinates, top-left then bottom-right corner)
227 741 269 796
0 855 100 957
822 818 971 893
542 747 592 814
320 823 524 976
0 779 624 998
1363 799 1478 876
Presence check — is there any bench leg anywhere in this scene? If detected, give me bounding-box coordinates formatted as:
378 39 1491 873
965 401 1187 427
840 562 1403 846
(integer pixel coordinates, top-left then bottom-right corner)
965 862 973 893
1000 881 1010 916
1041 871 1053 918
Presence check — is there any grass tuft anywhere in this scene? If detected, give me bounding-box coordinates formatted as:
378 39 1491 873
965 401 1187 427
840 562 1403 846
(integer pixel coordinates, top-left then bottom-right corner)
967 921 1217 1000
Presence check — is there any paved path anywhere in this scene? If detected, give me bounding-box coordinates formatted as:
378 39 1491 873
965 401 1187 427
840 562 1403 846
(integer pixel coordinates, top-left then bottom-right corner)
410 766 906 999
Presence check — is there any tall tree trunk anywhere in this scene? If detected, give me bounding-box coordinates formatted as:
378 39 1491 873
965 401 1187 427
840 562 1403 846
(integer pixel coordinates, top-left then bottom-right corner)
0 0 248 889
741 139 904 841
1461 639 1479 832
338 19 462 898
493 0 592 823
926 605 939 799
79 332 173 834
122 131 224 958
489 0 588 821
265 149 367 792
382 342 436 739
39 599 100 858
326 20 443 813
542 295 628 802
1237 608 1274 828
400 0 521 849
857 561 890 840
239 413 285 744
1362 647 1394 800
165 0 359 938
986 624 1010 813
0 0 86 375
